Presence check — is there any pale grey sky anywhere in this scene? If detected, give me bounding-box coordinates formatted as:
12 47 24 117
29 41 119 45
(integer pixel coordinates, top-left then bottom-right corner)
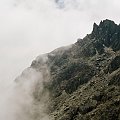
0 0 120 87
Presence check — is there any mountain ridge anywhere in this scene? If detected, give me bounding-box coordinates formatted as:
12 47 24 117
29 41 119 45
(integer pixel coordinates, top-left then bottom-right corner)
16 19 120 120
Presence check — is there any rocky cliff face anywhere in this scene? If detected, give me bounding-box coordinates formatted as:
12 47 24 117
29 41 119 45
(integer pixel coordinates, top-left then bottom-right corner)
17 19 120 120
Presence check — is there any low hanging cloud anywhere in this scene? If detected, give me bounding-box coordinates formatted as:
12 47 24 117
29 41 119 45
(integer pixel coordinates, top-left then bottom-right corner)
0 54 51 120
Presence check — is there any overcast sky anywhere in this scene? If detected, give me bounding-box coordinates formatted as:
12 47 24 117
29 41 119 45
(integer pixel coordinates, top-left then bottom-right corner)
0 0 120 88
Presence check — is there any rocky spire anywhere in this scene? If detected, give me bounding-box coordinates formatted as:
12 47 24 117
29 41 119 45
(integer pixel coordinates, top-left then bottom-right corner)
91 19 120 51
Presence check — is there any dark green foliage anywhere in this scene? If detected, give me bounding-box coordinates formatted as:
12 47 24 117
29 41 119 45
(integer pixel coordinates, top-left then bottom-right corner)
107 56 120 73
49 62 96 97
94 41 104 54
109 73 120 86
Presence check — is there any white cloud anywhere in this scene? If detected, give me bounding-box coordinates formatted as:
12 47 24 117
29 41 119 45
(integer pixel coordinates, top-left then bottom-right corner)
0 0 120 85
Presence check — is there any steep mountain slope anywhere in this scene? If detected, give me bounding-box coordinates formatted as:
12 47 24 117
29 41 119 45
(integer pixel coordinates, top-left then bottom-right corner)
17 19 120 120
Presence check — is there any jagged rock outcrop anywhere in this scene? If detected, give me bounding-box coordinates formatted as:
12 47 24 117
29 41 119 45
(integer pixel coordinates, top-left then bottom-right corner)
48 19 120 120
91 19 120 52
18 19 120 120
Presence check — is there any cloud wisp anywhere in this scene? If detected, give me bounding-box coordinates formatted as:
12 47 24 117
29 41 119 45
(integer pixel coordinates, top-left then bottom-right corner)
0 54 51 120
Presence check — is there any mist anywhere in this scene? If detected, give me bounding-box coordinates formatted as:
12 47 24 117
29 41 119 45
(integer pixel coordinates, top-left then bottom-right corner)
0 54 51 120
0 0 120 119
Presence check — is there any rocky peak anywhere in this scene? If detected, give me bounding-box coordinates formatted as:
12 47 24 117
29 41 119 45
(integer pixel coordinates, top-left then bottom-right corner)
99 19 116 27
91 19 120 51
92 19 117 35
